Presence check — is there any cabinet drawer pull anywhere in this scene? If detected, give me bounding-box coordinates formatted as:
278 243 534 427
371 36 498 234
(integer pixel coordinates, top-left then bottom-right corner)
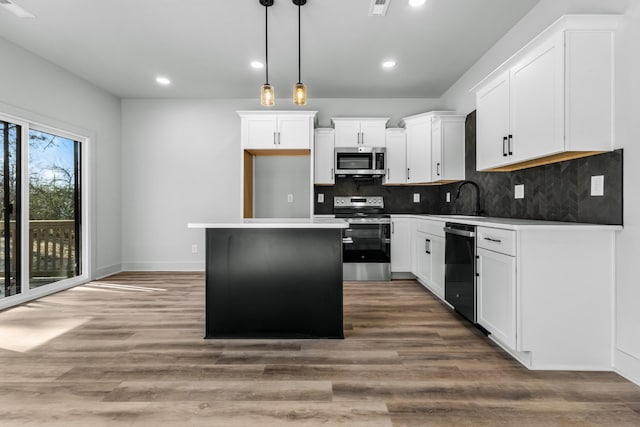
484 237 502 243
503 136 508 157
508 134 513 155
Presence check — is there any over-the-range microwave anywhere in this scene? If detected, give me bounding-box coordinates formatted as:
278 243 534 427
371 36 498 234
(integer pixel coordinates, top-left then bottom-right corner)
335 147 385 177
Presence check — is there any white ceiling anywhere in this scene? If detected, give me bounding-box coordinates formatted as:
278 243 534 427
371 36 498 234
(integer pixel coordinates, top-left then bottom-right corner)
0 0 540 99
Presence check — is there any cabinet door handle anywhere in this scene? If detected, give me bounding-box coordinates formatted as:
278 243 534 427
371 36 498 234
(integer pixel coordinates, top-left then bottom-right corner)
387 168 390 179
278 132 282 145
484 237 502 243
503 136 508 157
361 132 364 145
407 168 410 180
436 162 441 176
331 168 334 176
508 134 513 155
391 222 395 234
274 132 277 145
425 238 431 254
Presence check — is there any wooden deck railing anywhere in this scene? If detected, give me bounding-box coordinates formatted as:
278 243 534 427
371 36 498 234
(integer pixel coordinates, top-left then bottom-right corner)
1 220 76 279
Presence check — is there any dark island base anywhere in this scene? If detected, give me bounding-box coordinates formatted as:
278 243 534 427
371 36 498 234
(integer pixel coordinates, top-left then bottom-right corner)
205 228 344 339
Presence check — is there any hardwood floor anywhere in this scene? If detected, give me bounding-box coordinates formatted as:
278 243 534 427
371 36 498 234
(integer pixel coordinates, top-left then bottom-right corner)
1 272 639 426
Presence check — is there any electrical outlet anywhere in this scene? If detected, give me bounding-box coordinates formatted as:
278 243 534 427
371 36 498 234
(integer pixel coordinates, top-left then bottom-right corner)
413 193 420 203
191 244 198 254
446 192 451 203
591 175 604 196
317 193 324 203
514 184 524 199
287 194 294 203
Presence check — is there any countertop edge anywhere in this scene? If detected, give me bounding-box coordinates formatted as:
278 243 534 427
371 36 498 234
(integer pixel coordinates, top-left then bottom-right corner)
389 214 623 231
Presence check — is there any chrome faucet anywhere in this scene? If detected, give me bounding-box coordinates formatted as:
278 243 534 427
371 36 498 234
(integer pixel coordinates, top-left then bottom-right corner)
455 180 483 216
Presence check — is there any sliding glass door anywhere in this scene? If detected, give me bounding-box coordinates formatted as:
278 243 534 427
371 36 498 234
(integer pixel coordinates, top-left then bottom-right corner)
0 114 85 305
0 120 21 300
28 128 81 288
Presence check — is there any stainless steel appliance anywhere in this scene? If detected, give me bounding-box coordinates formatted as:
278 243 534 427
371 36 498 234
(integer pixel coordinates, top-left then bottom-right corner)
444 222 477 323
335 147 385 176
334 196 390 281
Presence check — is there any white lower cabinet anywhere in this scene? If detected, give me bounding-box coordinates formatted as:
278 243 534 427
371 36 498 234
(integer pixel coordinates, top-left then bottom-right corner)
390 218 411 273
477 247 516 350
413 219 445 300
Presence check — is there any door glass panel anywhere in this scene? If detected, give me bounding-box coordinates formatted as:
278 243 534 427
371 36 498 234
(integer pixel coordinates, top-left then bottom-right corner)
29 129 81 289
0 120 21 299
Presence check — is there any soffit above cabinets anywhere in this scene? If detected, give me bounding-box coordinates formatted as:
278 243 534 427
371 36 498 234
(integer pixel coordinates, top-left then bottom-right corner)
0 0 540 98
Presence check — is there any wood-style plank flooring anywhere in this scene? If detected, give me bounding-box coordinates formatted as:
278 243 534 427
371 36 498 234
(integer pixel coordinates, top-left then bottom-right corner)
0 272 639 426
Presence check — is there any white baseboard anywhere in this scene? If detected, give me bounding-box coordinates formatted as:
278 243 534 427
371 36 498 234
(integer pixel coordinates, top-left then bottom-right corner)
93 263 122 280
614 349 640 386
121 261 205 272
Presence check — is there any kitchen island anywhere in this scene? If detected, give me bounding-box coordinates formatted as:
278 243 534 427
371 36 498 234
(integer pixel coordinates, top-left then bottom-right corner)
188 218 348 339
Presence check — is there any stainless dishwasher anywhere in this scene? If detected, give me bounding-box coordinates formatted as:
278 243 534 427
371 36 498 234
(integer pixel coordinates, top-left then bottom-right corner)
444 222 477 323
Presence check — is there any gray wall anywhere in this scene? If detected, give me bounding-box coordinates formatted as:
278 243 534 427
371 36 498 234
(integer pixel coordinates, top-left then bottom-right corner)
0 37 122 279
254 156 310 218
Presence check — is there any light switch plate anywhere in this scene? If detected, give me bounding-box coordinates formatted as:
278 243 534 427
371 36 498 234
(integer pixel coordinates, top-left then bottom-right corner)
287 194 293 203
317 193 324 203
446 192 451 203
514 184 524 199
413 193 420 203
591 175 604 196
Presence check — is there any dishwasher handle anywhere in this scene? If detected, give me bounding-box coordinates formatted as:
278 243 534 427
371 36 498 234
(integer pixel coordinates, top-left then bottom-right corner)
443 226 475 238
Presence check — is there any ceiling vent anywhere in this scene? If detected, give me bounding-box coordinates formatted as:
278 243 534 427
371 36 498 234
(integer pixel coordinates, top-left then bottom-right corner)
0 0 35 18
369 0 390 16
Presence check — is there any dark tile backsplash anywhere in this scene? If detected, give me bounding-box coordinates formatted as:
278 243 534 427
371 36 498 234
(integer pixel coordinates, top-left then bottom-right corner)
314 110 623 225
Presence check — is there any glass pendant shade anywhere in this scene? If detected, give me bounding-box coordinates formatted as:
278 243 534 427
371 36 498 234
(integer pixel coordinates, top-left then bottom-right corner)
293 82 307 106
261 83 275 106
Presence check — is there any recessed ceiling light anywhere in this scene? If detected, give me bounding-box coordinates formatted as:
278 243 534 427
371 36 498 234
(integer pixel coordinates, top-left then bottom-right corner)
250 61 264 69
409 0 427 7
382 60 397 69
0 0 35 18
155 76 171 86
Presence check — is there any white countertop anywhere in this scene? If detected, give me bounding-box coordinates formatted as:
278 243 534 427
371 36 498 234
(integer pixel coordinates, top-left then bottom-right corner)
389 214 622 231
188 218 349 229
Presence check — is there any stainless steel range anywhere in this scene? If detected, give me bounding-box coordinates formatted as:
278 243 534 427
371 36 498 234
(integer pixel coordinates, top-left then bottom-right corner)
334 196 391 281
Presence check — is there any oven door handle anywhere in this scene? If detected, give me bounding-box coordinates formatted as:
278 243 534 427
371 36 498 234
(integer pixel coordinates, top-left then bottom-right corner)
443 227 475 238
342 237 354 244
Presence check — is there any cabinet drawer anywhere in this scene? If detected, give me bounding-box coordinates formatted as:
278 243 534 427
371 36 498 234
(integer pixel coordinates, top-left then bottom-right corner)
415 219 446 238
477 227 516 256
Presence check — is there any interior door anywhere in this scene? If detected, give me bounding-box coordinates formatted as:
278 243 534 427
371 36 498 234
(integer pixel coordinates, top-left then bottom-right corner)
0 119 21 300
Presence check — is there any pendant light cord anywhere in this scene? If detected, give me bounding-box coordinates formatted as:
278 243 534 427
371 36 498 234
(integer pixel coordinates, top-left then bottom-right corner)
298 4 301 84
265 5 269 84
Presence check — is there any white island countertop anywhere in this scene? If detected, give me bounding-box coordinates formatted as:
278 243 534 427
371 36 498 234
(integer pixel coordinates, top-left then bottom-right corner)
188 218 349 229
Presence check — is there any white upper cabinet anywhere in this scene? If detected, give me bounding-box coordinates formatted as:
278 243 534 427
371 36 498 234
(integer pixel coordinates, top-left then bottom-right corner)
476 72 511 170
472 15 619 172
431 115 465 183
239 111 316 150
402 111 459 184
314 128 335 185
384 128 407 185
332 118 388 148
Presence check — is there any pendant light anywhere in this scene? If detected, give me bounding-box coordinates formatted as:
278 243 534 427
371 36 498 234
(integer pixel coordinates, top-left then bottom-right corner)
260 0 275 106
292 0 307 106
